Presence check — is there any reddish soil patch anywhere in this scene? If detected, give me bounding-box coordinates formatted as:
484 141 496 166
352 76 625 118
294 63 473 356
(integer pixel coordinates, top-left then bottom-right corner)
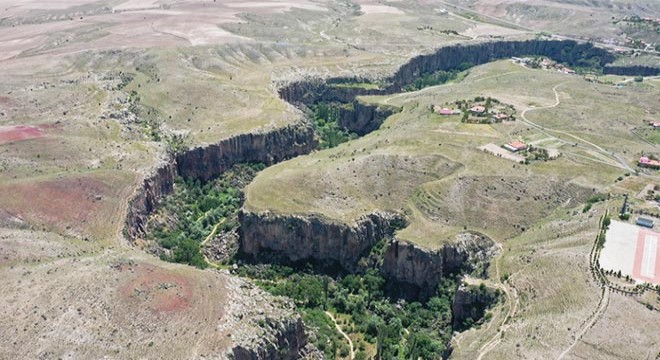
0 125 45 145
0 95 13 105
119 264 193 314
0 176 109 229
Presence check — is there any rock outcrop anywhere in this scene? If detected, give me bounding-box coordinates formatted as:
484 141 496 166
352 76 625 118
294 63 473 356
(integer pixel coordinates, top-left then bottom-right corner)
278 39 656 110
337 101 397 136
386 39 615 90
231 317 308 360
452 283 500 329
381 233 498 298
177 122 317 182
239 211 404 272
124 162 177 241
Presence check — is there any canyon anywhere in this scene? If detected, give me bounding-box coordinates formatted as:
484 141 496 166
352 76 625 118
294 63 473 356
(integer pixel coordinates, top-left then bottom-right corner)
124 38 659 357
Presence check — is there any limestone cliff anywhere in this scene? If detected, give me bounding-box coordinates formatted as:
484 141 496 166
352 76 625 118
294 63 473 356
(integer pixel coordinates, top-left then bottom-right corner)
124 162 177 241
177 121 317 182
239 211 404 272
452 283 500 329
231 317 309 360
337 101 397 136
381 233 498 297
387 39 615 90
124 120 317 243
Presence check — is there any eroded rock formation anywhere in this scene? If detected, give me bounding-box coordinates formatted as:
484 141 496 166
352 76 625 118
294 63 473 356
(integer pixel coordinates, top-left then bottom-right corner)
382 233 498 293
231 317 308 360
239 211 404 272
178 122 317 182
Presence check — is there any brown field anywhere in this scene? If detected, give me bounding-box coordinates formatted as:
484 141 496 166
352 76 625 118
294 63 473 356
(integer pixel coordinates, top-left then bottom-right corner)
0 171 136 239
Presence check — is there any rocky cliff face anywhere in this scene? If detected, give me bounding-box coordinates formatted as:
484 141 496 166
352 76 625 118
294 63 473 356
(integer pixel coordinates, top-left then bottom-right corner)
124 162 177 241
386 39 615 91
177 122 317 182
278 40 640 109
231 317 309 360
337 101 396 136
451 283 500 329
381 233 498 298
124 120 317 243
239 211 404 272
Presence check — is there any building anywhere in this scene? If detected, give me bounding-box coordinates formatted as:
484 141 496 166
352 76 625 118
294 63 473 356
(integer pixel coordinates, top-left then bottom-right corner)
649 121 660 129
636 217 655 228
435 107 454 116
504 140 528 152
639 156 660 169
470 105 486 114
493 113 509 121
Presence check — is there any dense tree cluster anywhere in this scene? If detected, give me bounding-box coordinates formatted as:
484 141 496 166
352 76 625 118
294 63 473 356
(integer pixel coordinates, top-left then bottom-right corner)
311 102 358 149
148 163 264 268
238 263 459 359
403 62 472 92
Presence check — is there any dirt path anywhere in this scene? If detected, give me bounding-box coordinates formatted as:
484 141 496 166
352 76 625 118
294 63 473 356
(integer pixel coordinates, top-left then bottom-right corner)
325 311 355 360
474 243 519 360
519 83 635 172
201 218 225 247
200 218 227 268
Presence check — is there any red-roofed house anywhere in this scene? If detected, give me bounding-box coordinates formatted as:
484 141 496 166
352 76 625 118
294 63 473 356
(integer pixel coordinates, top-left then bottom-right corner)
639 156 660 169
470 105 486 114
436 107 454 116
493 113 509 121
504 141 528 152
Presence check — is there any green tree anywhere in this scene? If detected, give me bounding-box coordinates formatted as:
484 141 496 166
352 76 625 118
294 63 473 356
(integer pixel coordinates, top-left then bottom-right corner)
172 238 207 269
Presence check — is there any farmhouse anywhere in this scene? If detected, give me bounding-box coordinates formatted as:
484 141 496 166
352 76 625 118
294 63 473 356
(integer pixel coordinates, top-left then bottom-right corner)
636 217 654 228
470 105 486 114
504 140 528 152
649 121 660 129
493 113 509 121
639 156 660 169
435 107 454 116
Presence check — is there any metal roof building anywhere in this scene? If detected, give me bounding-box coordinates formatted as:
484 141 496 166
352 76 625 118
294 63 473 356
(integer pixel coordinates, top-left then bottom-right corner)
636 217 655 228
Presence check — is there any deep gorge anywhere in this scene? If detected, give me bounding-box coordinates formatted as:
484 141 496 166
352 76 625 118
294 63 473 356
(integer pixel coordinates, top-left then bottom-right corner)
124 38 659 359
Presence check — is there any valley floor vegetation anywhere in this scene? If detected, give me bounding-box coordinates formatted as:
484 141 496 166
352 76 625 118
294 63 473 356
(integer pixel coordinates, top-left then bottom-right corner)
237 261 461 359
146 163 265 268
145 162 498 359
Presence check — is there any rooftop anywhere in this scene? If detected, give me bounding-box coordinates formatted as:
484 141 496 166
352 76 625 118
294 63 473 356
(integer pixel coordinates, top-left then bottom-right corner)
436 107 454 115
507 140 527 149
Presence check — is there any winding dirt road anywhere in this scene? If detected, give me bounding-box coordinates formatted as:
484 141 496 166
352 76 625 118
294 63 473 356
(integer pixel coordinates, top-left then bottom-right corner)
519 83 639 173
475 243 519 360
